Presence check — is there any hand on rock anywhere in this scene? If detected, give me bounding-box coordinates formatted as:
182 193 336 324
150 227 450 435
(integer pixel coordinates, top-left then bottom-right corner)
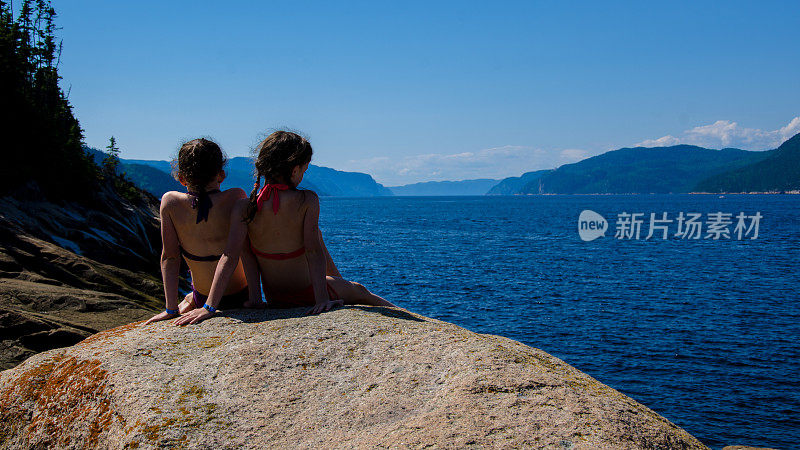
144 311 178 325
243 298 267 309
306 299 344 316
173 307 214 326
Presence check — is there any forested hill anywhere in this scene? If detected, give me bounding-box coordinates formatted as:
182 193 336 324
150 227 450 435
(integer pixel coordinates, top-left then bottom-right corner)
492 143 780 195
487 170 552 195
85 147 183 196
694 133 800 192
388 179 499 196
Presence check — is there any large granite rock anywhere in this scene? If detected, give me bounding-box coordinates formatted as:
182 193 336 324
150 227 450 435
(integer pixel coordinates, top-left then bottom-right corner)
0 307 707 449
0 186 171 369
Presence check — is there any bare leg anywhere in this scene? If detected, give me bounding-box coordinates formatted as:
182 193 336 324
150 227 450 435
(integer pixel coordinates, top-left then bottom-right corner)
319 228 342 278
316 230 392 306
326 276 396 307
178 293 196 314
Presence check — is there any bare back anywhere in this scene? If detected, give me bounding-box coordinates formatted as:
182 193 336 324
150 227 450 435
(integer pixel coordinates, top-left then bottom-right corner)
161 188 247 295
247 189 315 293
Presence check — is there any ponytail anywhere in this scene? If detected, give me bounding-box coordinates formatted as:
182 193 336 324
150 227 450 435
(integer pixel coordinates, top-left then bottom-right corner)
244 173 261 223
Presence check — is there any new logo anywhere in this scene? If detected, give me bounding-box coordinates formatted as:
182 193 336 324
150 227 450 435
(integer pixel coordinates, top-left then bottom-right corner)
578 210 607 241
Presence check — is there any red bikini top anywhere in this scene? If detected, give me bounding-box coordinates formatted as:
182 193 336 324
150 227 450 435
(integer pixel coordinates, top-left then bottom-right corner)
255 183 289 214
250 243 305 260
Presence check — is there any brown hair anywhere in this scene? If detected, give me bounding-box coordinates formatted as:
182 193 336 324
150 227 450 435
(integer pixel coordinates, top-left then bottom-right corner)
244 131 313 222
173 138 227 192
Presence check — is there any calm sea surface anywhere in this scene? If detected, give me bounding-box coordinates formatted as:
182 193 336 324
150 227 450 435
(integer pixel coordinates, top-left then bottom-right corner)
318 194 799 450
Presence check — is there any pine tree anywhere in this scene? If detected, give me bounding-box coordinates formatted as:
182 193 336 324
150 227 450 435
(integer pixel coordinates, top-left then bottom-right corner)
0 0 99 198
103 136 120 174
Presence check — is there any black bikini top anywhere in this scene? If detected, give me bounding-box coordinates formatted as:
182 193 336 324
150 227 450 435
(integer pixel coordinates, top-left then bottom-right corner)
180 189 223 261
187 189 221 224
180 246 221 262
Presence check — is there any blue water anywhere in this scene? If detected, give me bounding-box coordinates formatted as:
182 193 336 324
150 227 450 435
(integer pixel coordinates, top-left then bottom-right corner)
318 194 799 450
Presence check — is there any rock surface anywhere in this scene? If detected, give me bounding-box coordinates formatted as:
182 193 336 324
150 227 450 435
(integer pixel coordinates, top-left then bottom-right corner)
0 188 167 369
1 306 707 449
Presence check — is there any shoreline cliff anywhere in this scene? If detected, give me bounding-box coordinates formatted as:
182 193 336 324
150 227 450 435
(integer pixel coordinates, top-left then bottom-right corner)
0 185 166 370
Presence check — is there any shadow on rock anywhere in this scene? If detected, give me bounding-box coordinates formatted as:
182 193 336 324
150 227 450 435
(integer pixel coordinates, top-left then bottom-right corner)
218 305 426 323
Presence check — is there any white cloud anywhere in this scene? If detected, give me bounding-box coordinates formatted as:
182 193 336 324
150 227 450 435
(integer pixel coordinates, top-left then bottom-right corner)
559 148 590 162
778 116 800 140
336 117 800 185
635 116 800 150
340 145 579 186
635 135 681 147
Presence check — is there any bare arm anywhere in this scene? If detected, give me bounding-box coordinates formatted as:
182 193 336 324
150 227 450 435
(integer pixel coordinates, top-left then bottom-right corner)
320 228 342 278
174 199 249 325
230 189 263 307
241 235 264 306
146 194 181 324
304 193 342 314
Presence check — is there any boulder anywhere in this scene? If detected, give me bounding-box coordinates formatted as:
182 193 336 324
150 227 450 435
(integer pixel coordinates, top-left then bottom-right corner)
0 306 707 449
0 191 169 369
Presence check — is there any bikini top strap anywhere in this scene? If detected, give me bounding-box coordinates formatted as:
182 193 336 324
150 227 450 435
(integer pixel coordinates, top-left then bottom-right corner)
255 183 290 215
249 241 306 260
187 189 221 223
179 246 221 262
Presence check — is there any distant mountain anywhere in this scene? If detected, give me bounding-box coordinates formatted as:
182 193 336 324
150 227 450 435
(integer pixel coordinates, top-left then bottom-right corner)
486 170 551 195
694 133 800 192
119 163 184 196
300 164 393 197
388 179 499 196
85 148 183 196
124 158 172 173
88 149 392 198
497 145 771 195
218 157 394 197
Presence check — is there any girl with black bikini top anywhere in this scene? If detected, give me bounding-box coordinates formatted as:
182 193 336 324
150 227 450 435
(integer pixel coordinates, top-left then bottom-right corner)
145 138 260 324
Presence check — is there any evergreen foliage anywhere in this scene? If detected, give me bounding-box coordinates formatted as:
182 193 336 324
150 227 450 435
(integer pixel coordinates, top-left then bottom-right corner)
0 0 99 198
693 133 800 192
103 136 120 175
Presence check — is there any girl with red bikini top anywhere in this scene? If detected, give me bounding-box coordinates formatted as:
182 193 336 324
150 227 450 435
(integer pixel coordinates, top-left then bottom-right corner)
174 131 395 324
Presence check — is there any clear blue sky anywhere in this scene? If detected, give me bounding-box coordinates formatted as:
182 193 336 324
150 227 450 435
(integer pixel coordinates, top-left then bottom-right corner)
50 0 800 185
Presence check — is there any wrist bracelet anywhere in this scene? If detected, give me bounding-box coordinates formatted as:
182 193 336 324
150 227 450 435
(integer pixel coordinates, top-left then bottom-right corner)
203 304 217 314
165 308 179 315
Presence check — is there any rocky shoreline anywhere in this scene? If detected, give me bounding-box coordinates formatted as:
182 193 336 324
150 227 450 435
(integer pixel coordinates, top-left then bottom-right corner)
0 187 166 370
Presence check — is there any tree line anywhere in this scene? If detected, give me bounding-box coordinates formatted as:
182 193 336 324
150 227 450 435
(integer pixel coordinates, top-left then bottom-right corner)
0 0 120 200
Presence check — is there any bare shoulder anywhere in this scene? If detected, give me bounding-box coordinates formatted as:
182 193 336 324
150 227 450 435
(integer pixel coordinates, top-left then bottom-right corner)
160 191 184 212
230 197 251 220
301 189 319 205
232 197 250 212
224 187 247 200
228 198 251 225
298 189 319 215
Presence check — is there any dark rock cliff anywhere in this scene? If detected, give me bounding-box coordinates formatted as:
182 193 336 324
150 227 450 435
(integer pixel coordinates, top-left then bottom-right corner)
0 182 167 369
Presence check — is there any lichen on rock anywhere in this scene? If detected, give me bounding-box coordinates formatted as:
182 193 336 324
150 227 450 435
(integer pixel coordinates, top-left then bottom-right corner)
0 306 708 449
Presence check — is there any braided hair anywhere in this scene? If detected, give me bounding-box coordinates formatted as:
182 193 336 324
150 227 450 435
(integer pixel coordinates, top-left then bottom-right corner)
244 131 313 222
